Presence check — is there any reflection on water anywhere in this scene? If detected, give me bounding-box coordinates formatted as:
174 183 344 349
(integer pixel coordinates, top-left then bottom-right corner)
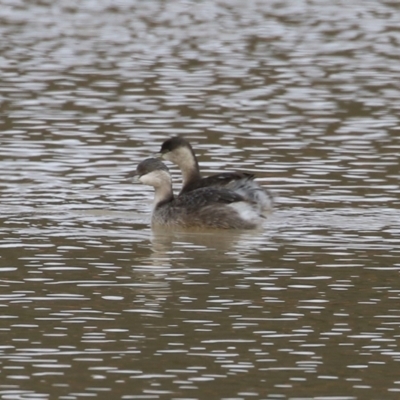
1 0 400 399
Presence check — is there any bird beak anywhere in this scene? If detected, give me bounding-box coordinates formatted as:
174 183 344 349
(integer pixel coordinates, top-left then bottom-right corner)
129 170 140 183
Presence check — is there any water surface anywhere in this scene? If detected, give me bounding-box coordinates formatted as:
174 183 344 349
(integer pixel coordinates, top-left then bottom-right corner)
1 1 400 399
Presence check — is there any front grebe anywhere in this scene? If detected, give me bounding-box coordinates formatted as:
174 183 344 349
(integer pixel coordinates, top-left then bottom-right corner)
134 158 264 230
159 136 274 214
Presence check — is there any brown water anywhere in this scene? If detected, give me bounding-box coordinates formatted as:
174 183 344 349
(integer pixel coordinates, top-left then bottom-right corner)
1 1 400 399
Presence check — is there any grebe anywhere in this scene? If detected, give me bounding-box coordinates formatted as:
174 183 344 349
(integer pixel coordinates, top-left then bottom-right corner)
159 136 273 214
134 158 264 229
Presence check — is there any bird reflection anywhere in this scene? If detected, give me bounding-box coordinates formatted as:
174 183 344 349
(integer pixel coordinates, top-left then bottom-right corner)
149 227 266 267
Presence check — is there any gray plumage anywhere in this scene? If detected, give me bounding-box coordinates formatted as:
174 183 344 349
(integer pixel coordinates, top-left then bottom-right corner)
135 158 264 230
159 136 274 214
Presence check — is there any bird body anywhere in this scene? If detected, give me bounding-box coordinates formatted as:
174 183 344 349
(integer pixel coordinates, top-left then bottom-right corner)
134 158 264 230
159 136 274 214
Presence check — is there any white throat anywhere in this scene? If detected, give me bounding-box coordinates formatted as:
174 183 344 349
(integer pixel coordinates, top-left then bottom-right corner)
139 170 173 207
163 147 199 185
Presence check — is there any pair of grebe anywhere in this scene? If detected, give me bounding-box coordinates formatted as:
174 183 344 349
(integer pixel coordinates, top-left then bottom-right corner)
135 137 273 229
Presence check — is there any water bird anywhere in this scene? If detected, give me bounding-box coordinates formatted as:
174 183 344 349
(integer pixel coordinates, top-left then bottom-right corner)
159 136 273 214
134 158 265 229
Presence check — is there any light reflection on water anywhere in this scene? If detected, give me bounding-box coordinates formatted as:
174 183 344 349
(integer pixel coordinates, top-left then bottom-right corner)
1 0 400 399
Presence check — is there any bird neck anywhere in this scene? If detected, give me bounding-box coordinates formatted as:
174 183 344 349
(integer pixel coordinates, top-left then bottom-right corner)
178 149 202 188
153 183 174 209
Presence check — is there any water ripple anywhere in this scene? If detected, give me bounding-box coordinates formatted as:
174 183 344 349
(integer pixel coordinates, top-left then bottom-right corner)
1 0 400 399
